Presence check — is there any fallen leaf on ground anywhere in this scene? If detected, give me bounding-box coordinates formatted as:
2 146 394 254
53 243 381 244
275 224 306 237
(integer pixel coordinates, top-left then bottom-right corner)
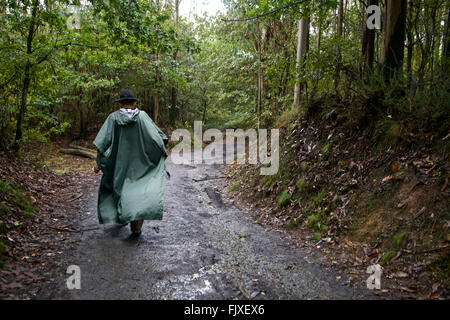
393 271 409 278
429 292 440 300
414 206 426 219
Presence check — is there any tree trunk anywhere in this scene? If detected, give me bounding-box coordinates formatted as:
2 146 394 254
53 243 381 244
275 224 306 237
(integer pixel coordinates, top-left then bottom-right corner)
154 55 160 125
344 0 349 38
406 0 414 82
442 4 450 72
333 0 344 90
13 0 39 152
312 18 322 97
169 0 180 125
337 0 344 38
79 108 84 138
361 0 378 79
258 26 267 128
255 20 267 129
429 3 438 74
293 16 309 109
418 3 433 89
14 62 31 151
59 148 96 159
153 0 161 125
202 99 207 123
381 0 407 80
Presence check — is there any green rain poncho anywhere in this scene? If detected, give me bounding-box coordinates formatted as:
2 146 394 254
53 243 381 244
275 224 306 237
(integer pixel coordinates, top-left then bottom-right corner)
93 109 169 224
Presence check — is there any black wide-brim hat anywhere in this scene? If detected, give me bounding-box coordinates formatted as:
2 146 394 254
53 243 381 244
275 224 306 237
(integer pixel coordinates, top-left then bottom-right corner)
114 89 139 102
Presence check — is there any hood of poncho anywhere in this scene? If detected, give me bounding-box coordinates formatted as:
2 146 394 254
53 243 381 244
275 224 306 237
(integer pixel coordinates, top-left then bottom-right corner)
117 108 140 125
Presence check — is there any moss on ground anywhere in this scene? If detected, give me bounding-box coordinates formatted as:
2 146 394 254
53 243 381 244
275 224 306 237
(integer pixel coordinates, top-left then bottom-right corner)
392 231 409 250
283 219 298 229
307 214 320 229
321 142 331 156
312 190 327 208
312 233 322 241
381 250 397 265
296 178 307 191
300 162 309 173
278 190 291 207
0 178 36 219
229 183 240 192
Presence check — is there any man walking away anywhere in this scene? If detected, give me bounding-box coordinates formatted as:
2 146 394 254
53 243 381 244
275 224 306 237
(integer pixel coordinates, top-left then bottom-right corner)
93 89 169 236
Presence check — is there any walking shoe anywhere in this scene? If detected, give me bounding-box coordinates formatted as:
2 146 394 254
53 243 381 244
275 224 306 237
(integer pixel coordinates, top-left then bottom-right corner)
130 220 144 235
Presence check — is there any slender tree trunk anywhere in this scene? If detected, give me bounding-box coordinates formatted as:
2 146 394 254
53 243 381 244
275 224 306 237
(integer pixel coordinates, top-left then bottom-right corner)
169 0 180 125
13 0 38 152
381 0 407 80
14 62 31 151
154 51 160 125
429 3 438 75
202 98 207 123
337 0 344 38
281 29 291 99
343 0 349 38
256 20 266 129
79 104 84 138
317 20 322 52
406 37 413 81
361 0 378 79
293 16 309 109
260 26 266 124
153 0 161 125
333 0 344 91
312 19 322 97
406 0 414 82
418 3 432 89
442 4 450 72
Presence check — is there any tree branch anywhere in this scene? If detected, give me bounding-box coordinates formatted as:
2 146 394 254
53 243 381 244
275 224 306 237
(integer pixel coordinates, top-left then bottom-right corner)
221 0 310 22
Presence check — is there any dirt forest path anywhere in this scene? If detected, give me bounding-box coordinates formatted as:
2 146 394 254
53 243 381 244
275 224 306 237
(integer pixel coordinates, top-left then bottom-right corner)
47 146 377 300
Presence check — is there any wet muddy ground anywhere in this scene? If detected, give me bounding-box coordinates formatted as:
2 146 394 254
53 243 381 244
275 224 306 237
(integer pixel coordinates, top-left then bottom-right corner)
42 145 377 300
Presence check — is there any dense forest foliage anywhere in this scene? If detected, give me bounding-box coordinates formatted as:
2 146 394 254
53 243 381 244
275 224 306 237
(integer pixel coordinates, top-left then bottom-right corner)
0 0 448 152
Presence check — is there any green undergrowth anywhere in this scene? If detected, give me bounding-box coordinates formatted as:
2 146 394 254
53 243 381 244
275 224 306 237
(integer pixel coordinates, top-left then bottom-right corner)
0 178 37 219
0 178 38 268
229 183 240 192
231 93 449 285
278 189 291 207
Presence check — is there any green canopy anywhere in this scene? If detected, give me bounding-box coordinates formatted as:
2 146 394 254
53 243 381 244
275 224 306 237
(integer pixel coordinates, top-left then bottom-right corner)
93 109 169 224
